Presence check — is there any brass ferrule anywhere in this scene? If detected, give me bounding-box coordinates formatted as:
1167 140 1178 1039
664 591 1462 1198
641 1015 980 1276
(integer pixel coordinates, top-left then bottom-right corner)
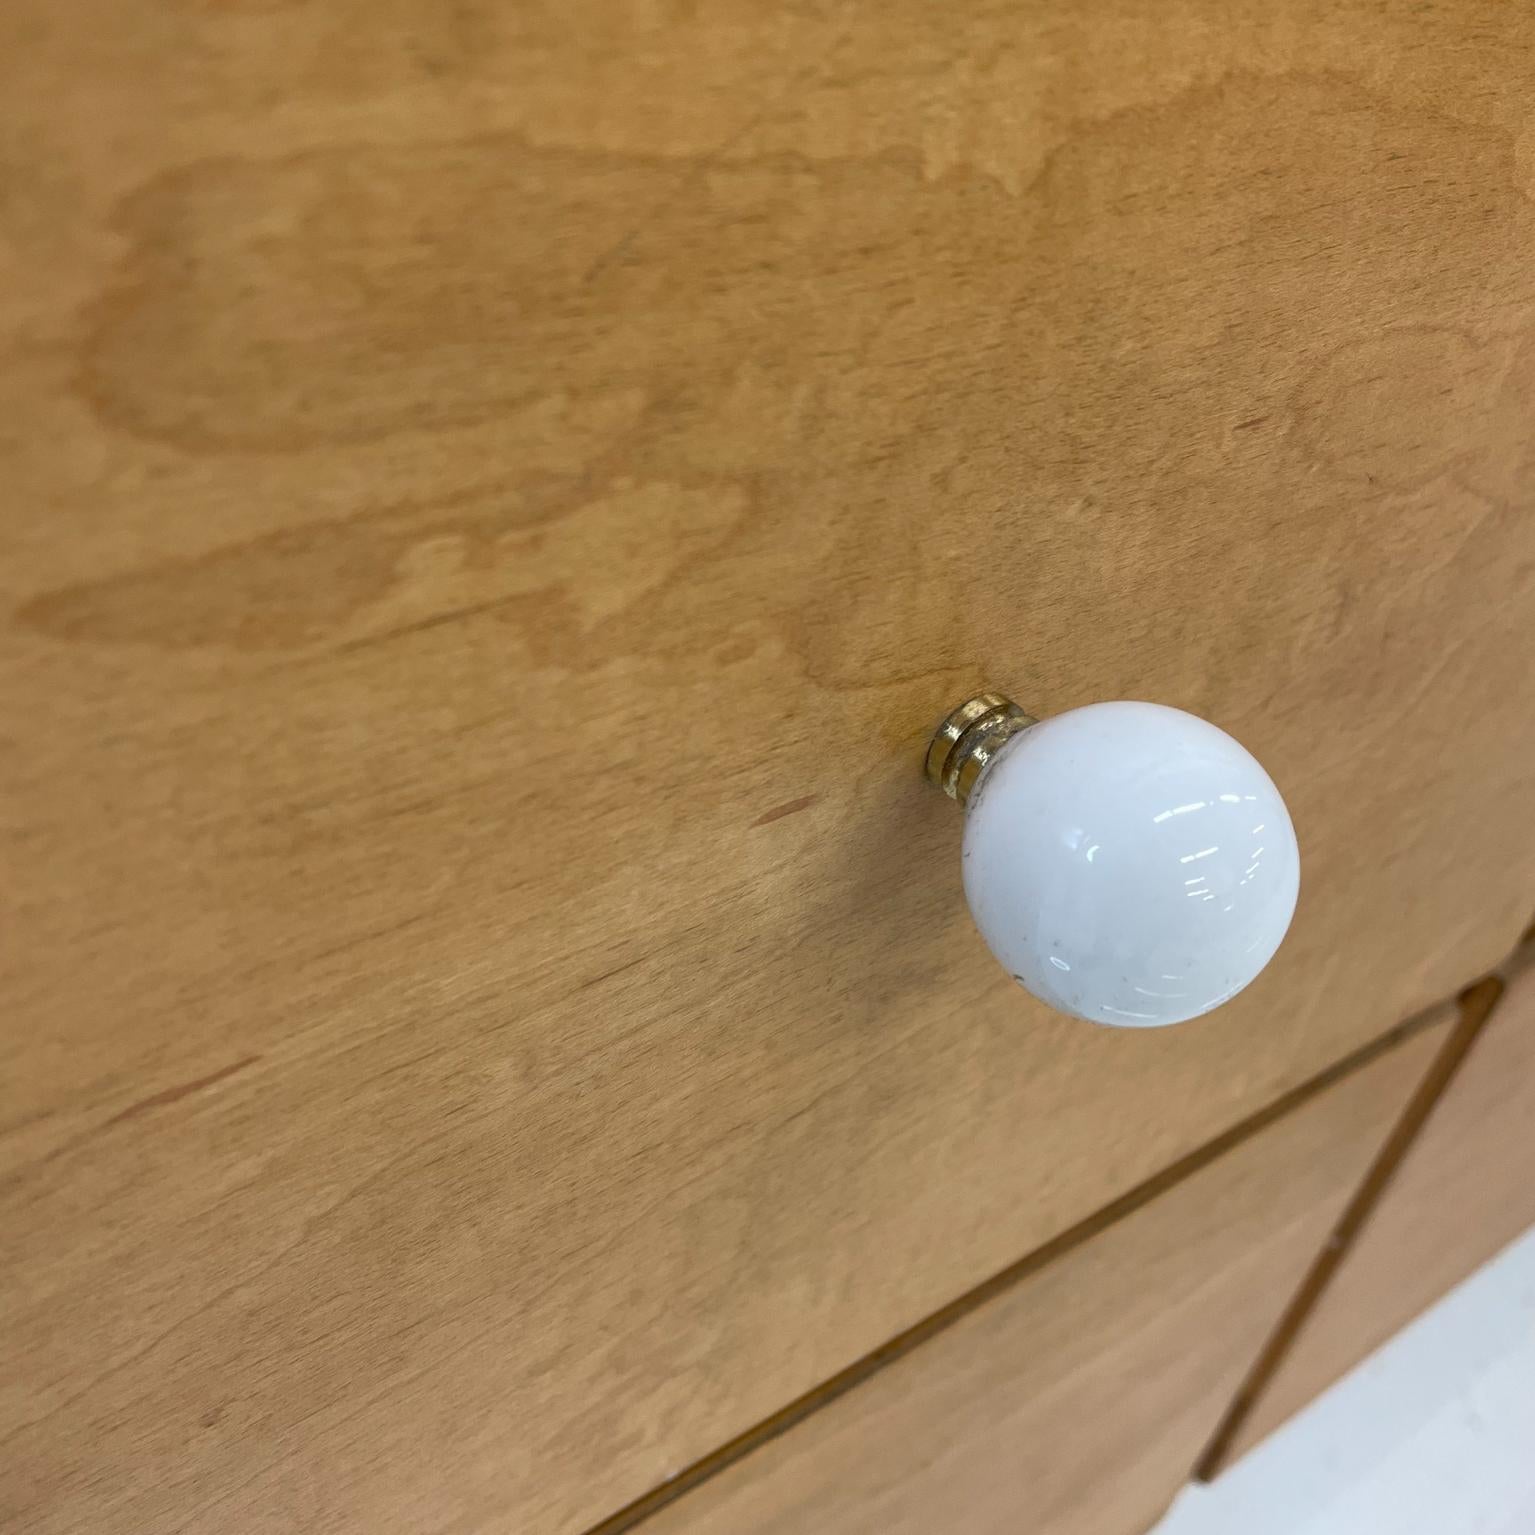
924 692 1037 807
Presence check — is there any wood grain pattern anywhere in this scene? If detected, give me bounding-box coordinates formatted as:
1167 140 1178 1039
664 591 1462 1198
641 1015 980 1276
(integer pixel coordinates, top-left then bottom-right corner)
632 1017 1453 1535
1216 945 1535 1465
4 4 1535 1533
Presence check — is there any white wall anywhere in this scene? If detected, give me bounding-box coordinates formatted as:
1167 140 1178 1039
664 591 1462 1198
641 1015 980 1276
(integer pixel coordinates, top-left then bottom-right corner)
1156 1225 1535 1535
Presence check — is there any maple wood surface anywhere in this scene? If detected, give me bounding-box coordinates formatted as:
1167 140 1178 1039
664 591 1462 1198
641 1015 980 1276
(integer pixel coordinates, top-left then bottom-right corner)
4 4 1535 1532
638 1022 1452 1535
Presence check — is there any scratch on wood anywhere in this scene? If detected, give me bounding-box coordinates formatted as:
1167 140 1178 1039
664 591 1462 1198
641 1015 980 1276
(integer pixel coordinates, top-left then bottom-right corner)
100 1056 262 1131
576 955 647 992
751 794 819 827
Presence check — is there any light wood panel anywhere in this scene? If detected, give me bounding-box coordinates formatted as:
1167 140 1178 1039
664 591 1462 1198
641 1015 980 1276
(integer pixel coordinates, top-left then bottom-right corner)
632 1018 1452 1535
4 5 1535 1533
1216 947 1535 1466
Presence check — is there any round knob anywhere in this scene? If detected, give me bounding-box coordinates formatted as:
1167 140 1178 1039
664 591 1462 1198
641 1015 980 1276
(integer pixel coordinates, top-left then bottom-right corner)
927 695 1300 1027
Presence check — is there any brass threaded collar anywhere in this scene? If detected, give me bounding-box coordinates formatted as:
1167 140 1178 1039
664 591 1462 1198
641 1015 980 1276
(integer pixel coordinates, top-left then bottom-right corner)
925 693 1037 807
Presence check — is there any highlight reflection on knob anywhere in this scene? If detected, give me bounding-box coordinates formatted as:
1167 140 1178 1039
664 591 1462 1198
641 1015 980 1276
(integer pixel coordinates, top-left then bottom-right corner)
926 694 1300 1028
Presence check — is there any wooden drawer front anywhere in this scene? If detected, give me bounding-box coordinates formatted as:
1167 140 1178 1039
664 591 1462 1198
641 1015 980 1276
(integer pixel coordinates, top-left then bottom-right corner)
629 1021 1450 1535
1217 948 1535 1464
6 6 1535 1534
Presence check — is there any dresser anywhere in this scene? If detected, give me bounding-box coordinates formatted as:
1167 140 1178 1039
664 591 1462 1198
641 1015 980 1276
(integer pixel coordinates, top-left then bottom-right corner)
4 4 1535 1533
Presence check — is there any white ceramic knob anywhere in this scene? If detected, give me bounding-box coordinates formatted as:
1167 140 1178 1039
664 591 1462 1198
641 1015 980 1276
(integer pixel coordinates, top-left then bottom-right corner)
928 695 1300 1027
